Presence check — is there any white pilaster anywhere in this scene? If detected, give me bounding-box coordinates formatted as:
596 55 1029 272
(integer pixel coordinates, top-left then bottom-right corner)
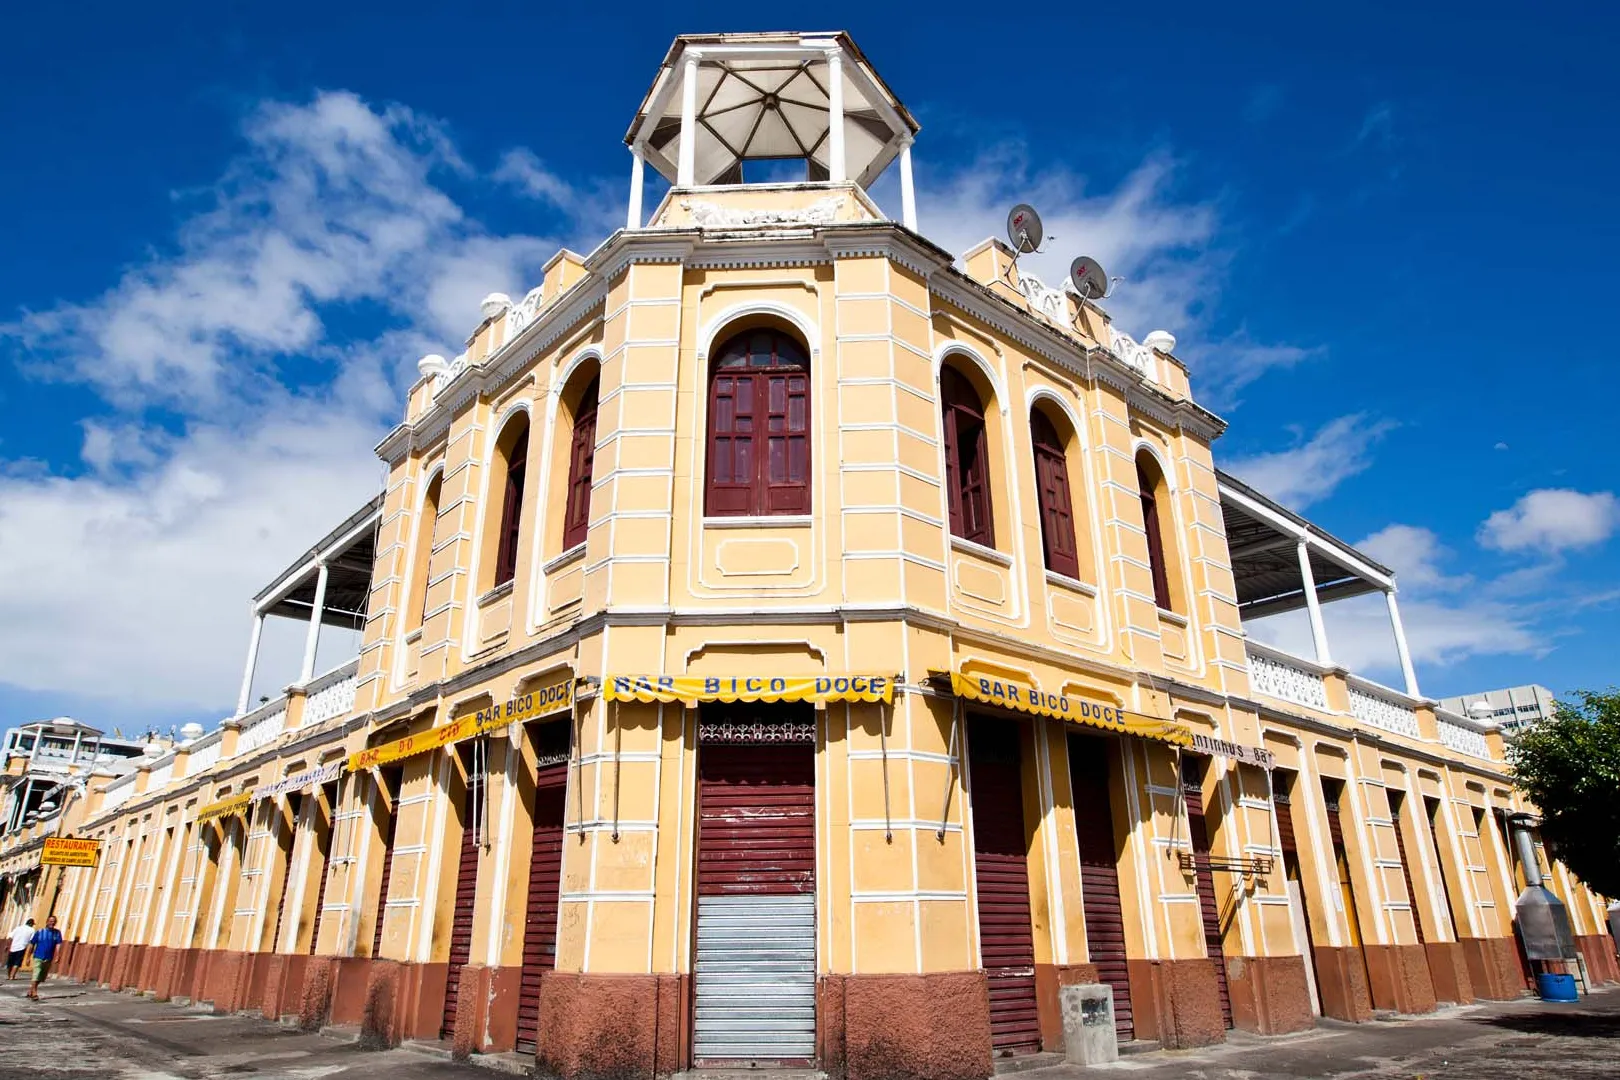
627 144 646 229
1297 538 1332 666
1385 589 1421 699
677 52 700 187
826 50 846 183
299 562 329 684
899 138 917 231
236 613 265 716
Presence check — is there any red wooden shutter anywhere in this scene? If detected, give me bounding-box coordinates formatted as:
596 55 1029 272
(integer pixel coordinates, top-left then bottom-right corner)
706 331 811 518
1182 765 1234 1029
515 725 570 1055
1139 481 1172 610
494 430 529 586
1388 793 1425 945
941 368 994 547
969 719 1039 1054
562 380 598 550
308 782 338 955
441 765 483 1040
764 370 810 513
372 771 400 958
1031 411 1079 578
707 372 758 515
1068 736 1133 1041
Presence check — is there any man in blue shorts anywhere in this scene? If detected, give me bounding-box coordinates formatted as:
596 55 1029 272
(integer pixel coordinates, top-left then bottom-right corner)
26 916 62 1000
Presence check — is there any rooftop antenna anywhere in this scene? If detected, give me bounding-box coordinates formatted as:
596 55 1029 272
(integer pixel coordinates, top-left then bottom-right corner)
1001 203 1052 290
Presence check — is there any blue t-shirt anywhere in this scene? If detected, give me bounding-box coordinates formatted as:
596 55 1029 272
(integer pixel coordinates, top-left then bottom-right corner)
31 928 62 961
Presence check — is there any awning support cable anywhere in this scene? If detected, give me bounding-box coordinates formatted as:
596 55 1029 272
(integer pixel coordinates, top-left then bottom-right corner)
879 700 893 844
937 698 961 842
611 700 623 844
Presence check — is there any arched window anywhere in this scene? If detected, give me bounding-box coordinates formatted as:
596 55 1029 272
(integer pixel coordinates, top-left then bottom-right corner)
492 416 531 588
562 378 598 549
1135 451 1174 611
941 366 993 546
407 472 443 632
706 328 811 516
1031 409 1079 578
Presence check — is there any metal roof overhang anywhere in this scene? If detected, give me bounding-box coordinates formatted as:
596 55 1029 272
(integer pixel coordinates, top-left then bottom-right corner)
254 494 383 631
1217 469 1393 621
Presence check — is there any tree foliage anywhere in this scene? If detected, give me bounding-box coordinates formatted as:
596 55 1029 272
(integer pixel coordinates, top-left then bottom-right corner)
1507 689 1620 899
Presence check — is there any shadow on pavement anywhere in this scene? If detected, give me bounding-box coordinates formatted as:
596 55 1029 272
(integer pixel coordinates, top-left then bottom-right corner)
1470 1008 1620 1039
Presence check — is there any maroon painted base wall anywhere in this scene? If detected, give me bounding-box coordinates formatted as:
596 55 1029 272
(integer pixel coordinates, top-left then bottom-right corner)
1312 945 1373 1022
1125 958 1228 1048
823 971 995 1080
1365 943 1437 1015
1226 954 1315 1035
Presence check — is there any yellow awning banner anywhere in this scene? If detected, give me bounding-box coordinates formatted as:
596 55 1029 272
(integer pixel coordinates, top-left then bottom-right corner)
347 673 574 772
604 674 894 706
197 791 254 823
950 672 1193 747
41 837 100 868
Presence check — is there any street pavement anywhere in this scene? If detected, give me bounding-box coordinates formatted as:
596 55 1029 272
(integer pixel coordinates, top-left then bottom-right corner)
0 970 1616 1079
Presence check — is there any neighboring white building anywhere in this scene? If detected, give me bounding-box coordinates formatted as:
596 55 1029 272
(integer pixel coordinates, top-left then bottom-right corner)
1439 684 1559 733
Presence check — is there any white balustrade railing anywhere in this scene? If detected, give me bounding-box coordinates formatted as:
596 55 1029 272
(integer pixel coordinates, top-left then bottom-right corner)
301 662 359 727
236 701 288 755
146 760 173 790
186 735 221 774
101 774 136 811
1437 711 1492 759
1246 644 1330 710
1348 682 1421 739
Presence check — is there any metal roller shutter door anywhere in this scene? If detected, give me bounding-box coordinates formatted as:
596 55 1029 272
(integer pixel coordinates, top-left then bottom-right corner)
1183 784 1234 1029
441 774 482 1040
1068 736 1133 1041
515 752 569 1055
694 737 816 1066
969 719 1040 1055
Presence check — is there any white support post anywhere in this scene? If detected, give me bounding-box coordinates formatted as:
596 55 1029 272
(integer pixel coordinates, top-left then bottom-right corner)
677 52 699 187
300 562 329 685
236 613 265 716
826 50 846 183
1385 589 1421 699
627 144 646 229
1297 538 1332 666
899 137 917 231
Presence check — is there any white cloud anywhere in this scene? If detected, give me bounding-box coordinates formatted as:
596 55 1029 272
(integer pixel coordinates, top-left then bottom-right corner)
1479 489 1620 554
1220 413 1396 509
904 147 1317 411
0 91 591 718
1358 524 1470 591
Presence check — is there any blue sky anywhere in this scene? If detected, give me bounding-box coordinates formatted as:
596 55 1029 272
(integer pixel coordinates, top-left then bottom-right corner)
1 2 1616 733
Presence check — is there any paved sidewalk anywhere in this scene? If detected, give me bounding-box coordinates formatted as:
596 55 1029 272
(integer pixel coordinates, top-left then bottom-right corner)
0 975 480 1079
1022 985 1620 1080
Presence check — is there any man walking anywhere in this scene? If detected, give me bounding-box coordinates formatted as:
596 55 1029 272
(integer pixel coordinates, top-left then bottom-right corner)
5 918 33 980
26 916 62 1000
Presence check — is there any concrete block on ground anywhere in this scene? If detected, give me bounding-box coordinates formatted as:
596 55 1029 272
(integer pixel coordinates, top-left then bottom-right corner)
1060 983 1118 1066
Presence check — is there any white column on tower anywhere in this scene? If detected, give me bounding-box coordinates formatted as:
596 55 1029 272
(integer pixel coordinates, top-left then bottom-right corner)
299 561 329 685
627 144 646 229
236 612 265 716
1385 589 1421 698
898 136 917 230
1297 537 1332 666
677 52 700 187
826 49 846 183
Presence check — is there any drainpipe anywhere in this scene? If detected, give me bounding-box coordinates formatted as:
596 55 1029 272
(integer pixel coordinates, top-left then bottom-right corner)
1510 818 1543 887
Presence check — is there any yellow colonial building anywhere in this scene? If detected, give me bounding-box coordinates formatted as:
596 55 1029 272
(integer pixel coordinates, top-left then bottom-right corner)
2 30 1615 1080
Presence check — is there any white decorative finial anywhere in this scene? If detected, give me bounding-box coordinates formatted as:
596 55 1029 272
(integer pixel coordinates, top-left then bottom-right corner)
417 354 450 379
1144 330 1177 354
480 293 512 320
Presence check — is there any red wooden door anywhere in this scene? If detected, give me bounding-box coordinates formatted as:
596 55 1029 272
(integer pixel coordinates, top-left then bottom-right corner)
441 767 484 1039
969 718 1040 1055
309 782 338 955
1182 777 1234 1029
1068 736 1133 1040
515 728 570 1055
693 719 817 1065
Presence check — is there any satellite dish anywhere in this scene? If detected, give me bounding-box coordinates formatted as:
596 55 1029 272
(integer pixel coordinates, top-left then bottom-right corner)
1006 204 1044 255
1069 256 1109 301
